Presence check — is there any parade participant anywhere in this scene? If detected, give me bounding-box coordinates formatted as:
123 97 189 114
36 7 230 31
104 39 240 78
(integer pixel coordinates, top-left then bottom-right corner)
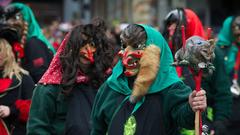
163 8 206 57
0 38 35 135
27 20 114 135
5 3 55 83
91 24 207 135
163 8 232 135
216 15 240 135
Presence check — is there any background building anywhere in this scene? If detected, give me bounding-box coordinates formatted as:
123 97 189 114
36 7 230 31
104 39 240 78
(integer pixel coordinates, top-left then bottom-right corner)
11 0 240 33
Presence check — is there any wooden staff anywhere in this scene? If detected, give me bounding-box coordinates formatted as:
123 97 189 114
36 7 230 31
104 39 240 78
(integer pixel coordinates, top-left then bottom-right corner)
193 70 203 135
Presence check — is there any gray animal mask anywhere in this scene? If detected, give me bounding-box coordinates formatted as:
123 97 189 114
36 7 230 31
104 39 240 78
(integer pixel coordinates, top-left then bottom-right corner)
172 36 215 76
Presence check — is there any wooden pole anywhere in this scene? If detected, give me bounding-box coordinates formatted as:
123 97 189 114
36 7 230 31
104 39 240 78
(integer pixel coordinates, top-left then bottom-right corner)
194 70 203 135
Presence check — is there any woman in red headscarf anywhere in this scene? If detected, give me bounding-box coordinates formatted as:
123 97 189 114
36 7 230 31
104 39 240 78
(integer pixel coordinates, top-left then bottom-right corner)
163 8 206 56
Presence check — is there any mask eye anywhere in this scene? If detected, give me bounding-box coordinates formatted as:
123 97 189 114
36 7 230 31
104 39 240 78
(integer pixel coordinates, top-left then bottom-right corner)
120 40 127 50
91 41 95 47
121 43 126 50
136 43 146 49
16 15 20 20
194 40 203 46
15 13 22 20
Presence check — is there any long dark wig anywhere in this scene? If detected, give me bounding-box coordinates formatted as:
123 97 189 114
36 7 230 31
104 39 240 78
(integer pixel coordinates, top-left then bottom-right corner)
162 8 187 54
59 19 114 94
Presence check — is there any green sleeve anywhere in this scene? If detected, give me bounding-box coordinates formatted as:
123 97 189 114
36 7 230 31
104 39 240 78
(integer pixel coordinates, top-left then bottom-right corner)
91 83 109 135
27 84 59 135
202 46 232 121
163 82 195 129
91 82 121 135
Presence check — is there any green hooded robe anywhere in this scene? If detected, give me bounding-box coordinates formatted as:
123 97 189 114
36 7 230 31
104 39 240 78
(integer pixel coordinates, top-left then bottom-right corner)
216 16 238 74
91 24 195 135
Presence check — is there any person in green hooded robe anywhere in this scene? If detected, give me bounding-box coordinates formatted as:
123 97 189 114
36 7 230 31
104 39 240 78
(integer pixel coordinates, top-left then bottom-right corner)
4 3 55 83
91 24 207 135
216 16 240 135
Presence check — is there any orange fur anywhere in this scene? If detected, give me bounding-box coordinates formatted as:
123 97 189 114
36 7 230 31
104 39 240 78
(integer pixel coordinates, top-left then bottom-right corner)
131 45 160 103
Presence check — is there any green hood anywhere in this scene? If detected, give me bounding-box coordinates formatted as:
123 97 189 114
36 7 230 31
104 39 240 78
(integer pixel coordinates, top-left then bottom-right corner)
10 3 56 54
217 16 235 47
216 16 238 74
107 24 181 113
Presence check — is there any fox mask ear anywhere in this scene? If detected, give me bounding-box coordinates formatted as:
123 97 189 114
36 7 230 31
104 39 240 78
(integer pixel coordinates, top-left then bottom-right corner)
207 39 215 46
130 44 160 103
206 39 216 54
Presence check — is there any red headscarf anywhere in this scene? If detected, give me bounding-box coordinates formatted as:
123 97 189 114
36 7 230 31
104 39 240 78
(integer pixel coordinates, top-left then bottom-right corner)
174 9 207 77
39 33 88 84
185 9 206 39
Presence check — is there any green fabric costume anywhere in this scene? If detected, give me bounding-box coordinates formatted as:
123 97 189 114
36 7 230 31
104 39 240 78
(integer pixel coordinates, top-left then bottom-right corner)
92 82 195 135
91 24 195 135
216 16 237 74
10 3 56 54
27 85 68 135
216 16 240 135
201 46 232 121
107 24 181 113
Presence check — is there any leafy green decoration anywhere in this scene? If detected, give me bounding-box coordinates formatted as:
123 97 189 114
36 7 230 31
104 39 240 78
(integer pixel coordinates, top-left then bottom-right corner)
124 115 137 135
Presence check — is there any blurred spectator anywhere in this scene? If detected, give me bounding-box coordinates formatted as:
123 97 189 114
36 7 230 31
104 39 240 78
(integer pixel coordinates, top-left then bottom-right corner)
216 15 240 135
53 22 72 50
0 38 35 135
5 3 55 83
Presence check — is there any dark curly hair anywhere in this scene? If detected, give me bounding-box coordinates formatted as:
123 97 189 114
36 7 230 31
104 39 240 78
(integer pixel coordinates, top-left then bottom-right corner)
59 19 114 94
162 8 187 54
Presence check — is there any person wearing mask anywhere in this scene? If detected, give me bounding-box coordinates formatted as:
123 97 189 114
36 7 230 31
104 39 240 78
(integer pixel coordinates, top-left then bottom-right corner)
163 8 232 135
27 19 114 135
5 3 55 83
91 24 207 135
216 15 240 135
